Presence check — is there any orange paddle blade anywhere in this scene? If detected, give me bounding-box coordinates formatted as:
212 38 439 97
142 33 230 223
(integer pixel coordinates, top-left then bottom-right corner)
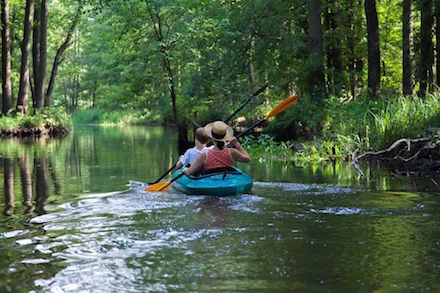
265 94 299 120
145 181 171 192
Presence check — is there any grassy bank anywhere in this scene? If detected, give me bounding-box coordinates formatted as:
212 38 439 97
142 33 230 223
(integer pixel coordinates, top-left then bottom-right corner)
244 93 440 163
0 108 72 137
72 109 158 126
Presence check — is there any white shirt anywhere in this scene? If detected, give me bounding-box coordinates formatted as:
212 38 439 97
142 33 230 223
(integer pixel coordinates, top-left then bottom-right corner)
180 146 212 166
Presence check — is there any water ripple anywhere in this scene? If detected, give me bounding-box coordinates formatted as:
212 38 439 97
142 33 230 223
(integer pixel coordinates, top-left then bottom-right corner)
254 181 356 195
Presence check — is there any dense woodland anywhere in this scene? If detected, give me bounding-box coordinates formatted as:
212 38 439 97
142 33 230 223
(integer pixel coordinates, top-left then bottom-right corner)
1 0 440 160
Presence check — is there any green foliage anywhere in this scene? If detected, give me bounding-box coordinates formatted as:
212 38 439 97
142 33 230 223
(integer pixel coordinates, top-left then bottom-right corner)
242 134 293 161
249 92 440 162
0 108 72 131
72 109 158 126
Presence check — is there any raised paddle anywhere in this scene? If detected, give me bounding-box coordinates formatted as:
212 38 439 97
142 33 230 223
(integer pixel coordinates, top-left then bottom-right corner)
223 84 268 123
146 84 268 186
146 94 299 192
236 94 299 138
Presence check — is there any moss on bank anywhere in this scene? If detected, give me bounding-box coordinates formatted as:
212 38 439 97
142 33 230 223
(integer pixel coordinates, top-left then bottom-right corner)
0 108 72 138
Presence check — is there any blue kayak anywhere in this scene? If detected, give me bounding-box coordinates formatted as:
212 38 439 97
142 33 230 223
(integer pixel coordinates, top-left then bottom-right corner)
171 166 253 196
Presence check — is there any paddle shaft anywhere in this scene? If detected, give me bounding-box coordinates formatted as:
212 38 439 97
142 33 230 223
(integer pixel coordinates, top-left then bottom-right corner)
236 119 265 139
223 84 268 123
158 171 186 191
235 94 298 139
148 161 178 184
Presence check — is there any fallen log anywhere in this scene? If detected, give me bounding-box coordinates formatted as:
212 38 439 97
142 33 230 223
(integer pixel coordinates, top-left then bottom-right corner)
352 137 440 178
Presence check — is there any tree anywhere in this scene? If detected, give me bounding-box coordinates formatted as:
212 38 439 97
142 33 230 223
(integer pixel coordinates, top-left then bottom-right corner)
324 0 344 95
418 0 433 97
145 0 189 150
16 0 35 113
307 0 326 98
402 0 414 96
364 0 381 97
435 0 440 89
46 0 82 106
34 0 47 109
1 0 14 114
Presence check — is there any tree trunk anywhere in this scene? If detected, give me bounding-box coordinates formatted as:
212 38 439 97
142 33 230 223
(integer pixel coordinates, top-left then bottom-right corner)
17 0 34 113
307 0 326 98
435 0 440 89
32 1 41 109
92 80 97 107
1 0 14 114
324 0 344 94
364 0 381 97
46 0 81 105
402 0 414 96
34 0 47 109
418 0 433 97
39 0 47 107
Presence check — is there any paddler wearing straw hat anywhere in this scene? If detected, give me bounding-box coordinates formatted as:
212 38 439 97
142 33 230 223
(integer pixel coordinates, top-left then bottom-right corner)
183 121 251 176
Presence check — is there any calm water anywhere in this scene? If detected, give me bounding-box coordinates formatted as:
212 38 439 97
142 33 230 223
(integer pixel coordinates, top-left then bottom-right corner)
0 125 439 292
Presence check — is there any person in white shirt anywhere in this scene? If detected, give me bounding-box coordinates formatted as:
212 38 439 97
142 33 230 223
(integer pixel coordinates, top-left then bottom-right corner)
176 127 211 169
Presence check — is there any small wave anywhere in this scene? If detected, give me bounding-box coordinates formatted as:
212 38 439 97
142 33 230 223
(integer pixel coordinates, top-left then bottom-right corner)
0 229 30 239
317 207 370 215
254 181 356 195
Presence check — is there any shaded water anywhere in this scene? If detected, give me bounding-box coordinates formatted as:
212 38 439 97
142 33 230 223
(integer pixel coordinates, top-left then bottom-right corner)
0 125 439 292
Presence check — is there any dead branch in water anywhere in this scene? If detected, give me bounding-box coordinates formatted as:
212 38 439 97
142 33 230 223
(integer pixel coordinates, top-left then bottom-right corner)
352 137 440 176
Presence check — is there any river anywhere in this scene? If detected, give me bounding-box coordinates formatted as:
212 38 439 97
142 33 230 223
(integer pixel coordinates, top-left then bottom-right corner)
0 125 439 292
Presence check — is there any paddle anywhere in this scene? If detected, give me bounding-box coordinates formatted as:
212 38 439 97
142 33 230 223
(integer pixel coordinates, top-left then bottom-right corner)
146 171 185 192
146 84 268 186
147 161 178 185
146 94 299 192
223 84 268 123
236 94 299 138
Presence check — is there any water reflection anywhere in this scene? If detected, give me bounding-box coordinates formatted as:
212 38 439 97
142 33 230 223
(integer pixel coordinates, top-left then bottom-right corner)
1 148 52 216
0 126 180 218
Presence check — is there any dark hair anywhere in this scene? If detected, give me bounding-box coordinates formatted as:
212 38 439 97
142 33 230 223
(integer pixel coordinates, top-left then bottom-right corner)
215 141 225 150
195 127 209 144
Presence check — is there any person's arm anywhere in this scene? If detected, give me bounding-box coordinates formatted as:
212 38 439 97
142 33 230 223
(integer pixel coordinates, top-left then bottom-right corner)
183 153 206 175
229 137 250 163
176 160 183 169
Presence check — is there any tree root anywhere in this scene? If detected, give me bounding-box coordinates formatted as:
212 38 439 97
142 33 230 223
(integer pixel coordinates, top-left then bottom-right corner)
352 137 440 177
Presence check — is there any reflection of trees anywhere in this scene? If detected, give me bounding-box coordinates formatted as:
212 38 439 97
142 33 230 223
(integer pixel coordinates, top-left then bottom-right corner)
1 145 61 216
3 158 15 216
18 150 33 214
48 159 61 195
35 156 50 215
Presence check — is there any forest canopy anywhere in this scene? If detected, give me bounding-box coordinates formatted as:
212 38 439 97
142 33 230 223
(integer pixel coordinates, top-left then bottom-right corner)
0 0 439 143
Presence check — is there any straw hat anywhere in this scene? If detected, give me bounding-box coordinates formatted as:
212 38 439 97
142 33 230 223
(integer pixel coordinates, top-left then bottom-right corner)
204 121 234 142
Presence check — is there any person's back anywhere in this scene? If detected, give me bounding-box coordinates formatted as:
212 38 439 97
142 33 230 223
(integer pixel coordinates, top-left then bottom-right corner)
176 127 210 168
204 148 234 171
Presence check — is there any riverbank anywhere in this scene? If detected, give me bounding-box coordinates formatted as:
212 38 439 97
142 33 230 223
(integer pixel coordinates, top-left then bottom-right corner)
244 93 440 172
0 108 72 138
72 109 159 126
